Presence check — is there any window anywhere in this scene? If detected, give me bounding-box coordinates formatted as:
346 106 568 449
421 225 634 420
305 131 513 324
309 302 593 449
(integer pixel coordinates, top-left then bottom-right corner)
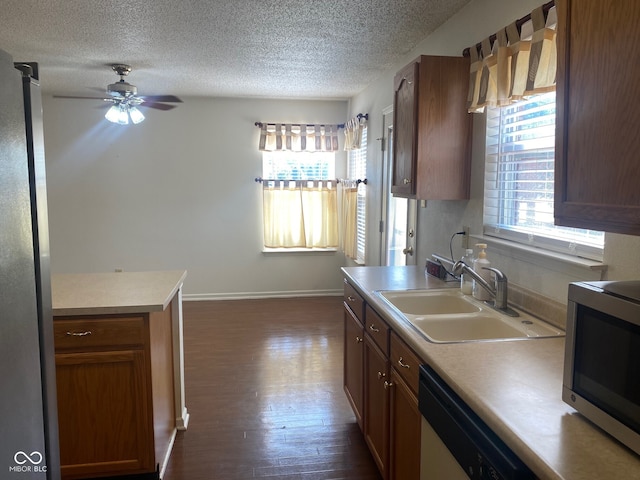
348 125 367 263
262 151 335 181
484 92 604 260
261 151 338 249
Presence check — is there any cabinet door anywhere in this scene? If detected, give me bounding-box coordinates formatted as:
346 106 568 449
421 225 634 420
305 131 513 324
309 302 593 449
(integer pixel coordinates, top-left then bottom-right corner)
344 305 365 430
364 335 390 479
388 369 421 480
56 350 154 479
392 61 418 197
555 0 640 234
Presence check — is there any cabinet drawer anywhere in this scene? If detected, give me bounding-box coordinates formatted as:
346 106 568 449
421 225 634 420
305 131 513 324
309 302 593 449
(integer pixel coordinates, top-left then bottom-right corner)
365 305 390 355
390 331 422 396
53 317 146 351
344 280 365 323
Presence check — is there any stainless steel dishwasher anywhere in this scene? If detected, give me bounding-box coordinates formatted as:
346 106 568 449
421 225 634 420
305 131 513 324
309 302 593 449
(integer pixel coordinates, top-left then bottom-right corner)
418 365 535 480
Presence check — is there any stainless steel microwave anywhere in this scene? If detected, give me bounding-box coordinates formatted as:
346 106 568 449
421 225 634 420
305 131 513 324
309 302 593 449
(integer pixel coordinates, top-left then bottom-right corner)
563 281 640 456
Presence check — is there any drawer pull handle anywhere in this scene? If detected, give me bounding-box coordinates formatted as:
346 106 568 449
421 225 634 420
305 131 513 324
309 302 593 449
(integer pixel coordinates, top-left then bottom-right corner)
377 371 386 380
347 296 356 302
398 357 411 369
66 331 92 337
369 324 380 333
384 380 394 390
355 336 363 343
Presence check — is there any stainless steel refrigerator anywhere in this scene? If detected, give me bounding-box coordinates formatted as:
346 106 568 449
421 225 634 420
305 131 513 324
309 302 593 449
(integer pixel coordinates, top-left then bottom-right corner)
1 48 60 479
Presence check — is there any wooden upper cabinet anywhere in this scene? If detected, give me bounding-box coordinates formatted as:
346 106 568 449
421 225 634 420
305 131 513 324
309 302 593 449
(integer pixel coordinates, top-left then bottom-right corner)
391 55 472 199
555 0 640 234
393 61 418 197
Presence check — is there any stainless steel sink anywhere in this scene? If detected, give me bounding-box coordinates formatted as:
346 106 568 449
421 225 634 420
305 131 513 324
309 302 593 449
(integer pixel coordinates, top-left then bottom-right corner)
375 289 564 343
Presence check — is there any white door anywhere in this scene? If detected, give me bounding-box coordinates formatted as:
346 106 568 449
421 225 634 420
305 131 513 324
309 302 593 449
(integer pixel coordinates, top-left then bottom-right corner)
380 107 417 266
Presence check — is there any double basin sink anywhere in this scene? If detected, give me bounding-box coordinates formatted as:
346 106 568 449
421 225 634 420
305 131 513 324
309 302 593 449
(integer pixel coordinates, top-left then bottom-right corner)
375 289 564 343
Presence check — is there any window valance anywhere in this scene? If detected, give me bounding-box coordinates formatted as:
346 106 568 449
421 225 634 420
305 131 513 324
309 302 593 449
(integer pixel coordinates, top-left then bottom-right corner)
258 123 339 152
466 2 557 113
343 115 368 151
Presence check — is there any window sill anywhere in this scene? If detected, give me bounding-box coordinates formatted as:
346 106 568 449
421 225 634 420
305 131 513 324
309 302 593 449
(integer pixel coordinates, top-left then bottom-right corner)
470 234 607 280
262 247 337 254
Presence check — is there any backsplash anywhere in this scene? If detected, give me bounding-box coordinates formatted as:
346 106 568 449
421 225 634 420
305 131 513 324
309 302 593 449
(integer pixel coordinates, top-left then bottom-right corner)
508 283 567 330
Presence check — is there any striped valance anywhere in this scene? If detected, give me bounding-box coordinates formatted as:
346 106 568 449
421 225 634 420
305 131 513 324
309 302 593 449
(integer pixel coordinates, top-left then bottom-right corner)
467 2 557 113
258 123 339 152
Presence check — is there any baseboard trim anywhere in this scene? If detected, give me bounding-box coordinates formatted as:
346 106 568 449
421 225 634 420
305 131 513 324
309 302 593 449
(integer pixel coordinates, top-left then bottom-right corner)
158 427 177 480
184 290 342 301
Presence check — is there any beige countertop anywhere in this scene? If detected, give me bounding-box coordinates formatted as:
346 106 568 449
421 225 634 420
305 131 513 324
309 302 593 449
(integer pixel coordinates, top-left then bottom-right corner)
342 265 640 480
52 270 187 316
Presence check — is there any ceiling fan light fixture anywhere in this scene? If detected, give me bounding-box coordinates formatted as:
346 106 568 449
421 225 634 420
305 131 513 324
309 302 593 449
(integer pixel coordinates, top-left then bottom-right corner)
129 106 145 124
105 104 140 125
116 106 130 125
105 104 121 123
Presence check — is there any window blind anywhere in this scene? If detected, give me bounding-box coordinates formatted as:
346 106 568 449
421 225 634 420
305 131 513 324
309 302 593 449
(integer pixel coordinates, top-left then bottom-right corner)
348 126 367 264
484 92 604 260
262 151 335 180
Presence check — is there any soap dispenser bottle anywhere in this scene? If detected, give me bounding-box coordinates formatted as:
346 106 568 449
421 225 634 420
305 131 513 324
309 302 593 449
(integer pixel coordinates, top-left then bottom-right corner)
472 243 492 301
460 249 474 295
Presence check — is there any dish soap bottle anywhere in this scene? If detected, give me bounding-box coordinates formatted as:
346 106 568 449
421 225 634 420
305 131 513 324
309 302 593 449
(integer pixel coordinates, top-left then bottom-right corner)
460 248 474 295
472 243 492 301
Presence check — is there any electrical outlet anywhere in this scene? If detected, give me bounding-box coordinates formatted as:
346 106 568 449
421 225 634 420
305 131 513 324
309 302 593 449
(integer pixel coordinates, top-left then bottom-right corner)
461 226 470 250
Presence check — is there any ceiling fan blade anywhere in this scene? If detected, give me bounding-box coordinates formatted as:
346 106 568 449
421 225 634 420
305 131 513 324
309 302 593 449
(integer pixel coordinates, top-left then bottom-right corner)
53 95 111 101
140 95 182 103
140 102 178 111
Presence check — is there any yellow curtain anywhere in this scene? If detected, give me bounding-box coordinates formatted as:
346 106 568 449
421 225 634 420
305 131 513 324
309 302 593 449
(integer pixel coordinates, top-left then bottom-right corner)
467 3 556 113
263 181 338 248
338 180 358 259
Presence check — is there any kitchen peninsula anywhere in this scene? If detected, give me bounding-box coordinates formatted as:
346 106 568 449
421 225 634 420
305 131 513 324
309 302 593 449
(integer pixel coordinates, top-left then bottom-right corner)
51 270 188 480
343 265 640 480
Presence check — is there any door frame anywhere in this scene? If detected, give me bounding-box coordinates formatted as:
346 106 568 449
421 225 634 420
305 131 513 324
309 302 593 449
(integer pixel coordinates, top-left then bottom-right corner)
380 105 417 266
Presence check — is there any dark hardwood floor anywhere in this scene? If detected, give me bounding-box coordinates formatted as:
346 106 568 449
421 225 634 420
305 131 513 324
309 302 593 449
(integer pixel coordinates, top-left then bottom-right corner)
163 296 382 480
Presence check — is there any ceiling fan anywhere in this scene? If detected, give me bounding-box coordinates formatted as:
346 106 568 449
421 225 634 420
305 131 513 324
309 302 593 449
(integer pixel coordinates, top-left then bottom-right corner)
54 64 182 124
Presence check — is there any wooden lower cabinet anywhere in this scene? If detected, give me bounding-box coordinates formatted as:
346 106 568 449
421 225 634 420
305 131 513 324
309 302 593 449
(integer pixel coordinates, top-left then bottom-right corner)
55 349 154 478
344 304 365 430
364 335 390 478
54 307 176 480
342 282 423 480
389 369 421 480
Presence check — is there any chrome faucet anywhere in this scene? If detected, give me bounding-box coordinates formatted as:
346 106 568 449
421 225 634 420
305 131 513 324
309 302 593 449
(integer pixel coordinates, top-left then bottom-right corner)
452 261 519 317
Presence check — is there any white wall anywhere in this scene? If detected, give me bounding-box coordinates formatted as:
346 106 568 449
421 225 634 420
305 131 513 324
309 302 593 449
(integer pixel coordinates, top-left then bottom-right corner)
44 0 640 302
43 96 348 298
348 0 640 303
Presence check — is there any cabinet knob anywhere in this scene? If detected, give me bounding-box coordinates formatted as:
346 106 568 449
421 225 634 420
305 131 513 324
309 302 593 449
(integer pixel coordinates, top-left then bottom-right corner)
397 357 411 369
377 371 386 380
347 296 356 302
369 324 380 333
384 380 395 390
355 336 363 343
403 178 411 185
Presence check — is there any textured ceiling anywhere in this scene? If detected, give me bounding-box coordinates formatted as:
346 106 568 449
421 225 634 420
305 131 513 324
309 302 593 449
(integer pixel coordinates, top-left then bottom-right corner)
1 0 471 100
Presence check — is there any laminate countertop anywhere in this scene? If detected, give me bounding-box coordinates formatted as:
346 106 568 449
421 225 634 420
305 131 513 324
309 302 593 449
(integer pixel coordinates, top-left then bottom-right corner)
342 265 640 480
51 270 187 316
